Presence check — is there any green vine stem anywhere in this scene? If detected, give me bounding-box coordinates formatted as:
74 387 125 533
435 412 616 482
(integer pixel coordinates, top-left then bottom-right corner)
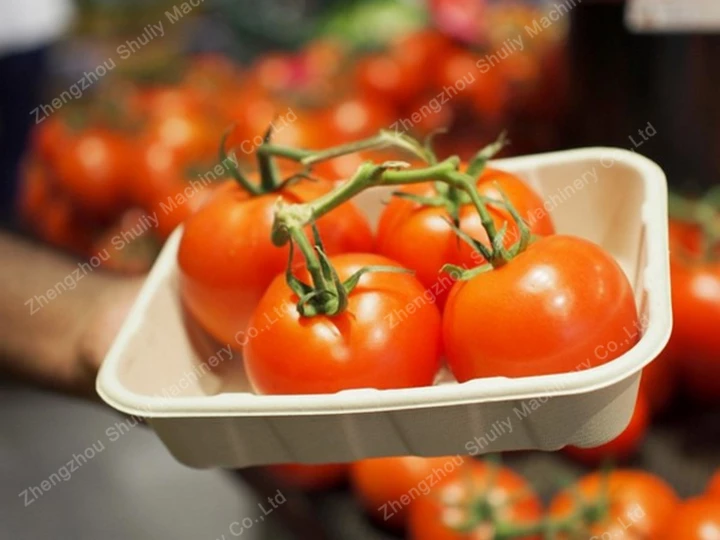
272 145 532 316
446 461 613 540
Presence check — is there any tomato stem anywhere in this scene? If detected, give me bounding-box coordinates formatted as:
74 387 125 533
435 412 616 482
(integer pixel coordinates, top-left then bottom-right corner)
219 129 263 196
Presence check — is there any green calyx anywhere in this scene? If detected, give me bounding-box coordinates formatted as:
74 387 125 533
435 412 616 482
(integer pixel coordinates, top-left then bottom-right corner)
283 224 409 317
447 460 613 540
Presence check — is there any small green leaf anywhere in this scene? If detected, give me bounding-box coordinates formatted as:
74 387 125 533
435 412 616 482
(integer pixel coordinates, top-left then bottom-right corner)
466 131 509 177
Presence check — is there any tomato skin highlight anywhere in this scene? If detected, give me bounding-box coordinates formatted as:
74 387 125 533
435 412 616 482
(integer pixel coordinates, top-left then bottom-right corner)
243 253 442 395
350 455 465 530
658 497 720 540
178 182 373 347
407 460 543 540
564 391 649 466
443 235 638 380
376 168 553 308
549 470 680 540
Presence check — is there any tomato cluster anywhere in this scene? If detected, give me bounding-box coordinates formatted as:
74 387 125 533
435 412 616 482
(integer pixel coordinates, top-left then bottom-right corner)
175 129 639 396
261 456 720 540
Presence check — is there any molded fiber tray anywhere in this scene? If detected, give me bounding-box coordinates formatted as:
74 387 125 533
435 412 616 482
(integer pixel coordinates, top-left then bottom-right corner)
97 147 671 468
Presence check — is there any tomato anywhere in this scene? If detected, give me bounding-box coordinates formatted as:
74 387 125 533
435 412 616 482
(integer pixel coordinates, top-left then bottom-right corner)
664 219 720 403
223 87 317 155
549 470 679 539
130 142 218 239
178 182 374 347
707 470 720 500
376 167 553 308
444 235 638 380
469 68 508 124
52 128 131 218
433 49 478 102
243 253 442 394
317 96 394 146
407 460 543 540
354 53 425 106
350 455 466 530
264 463 348 491
658 497 720 540
564 391 649 466
141 109 218 166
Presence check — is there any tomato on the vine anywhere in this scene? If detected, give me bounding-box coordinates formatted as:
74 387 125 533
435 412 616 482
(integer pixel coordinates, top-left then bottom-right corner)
564 391 649 466
407 460 543 540
178 181 373 347
350 455 465 530
376 167 553 308
264 463 349 491
242 253 442 394
443 235 638 380
658 497 720 540
549 470 679 539
354 53 425 107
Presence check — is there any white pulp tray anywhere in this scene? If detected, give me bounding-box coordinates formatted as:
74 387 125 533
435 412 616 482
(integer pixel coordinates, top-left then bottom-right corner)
97 148 671 469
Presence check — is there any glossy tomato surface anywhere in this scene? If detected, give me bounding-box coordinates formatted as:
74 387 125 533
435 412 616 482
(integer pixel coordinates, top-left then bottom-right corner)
376 167 553 308
178 181 373 347
549 470 679 539
53 129 131 217
658 497 720 540
243 253 442 394
350 455 465 530
407 460 543 540
443 235 639 380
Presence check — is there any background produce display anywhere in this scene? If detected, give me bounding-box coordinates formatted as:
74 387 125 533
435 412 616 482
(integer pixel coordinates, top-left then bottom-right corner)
7 0 720 539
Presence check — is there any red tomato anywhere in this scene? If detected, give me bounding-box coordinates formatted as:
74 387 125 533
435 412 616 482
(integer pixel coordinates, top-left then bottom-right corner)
564 391 649 466
264 463 348 491
141 109 218 165
549 470 679 539
350 455 466 530
178 182 373 347
243 253 442 394
444 235 638 380
433 49 478 103
407 460 543 540
354 53 425 106
52 129 131 218
131 142 218 240
665 219 720 403
318 96 394 146
376 167 553 308
223 88 317 155
658 497 720 540
707 470 720 500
